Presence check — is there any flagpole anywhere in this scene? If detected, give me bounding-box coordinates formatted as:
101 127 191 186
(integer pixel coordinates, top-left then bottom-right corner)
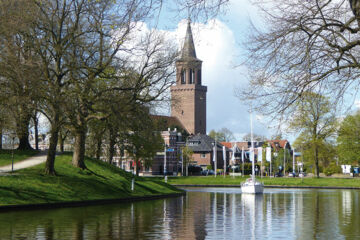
241 146 244 176
223 145 226 178
213 140 217 177
250 108 255 182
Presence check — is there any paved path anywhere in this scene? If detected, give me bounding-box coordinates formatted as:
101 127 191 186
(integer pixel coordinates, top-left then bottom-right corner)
0 151 47 174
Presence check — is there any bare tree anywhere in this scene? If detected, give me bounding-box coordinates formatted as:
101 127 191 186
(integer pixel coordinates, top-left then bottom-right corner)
242 133 266 142
172 0 229 21
239 0 360 121
28 0 167 174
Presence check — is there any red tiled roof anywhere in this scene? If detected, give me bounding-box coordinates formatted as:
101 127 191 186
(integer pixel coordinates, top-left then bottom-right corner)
267 140 290 150
220 142 232 149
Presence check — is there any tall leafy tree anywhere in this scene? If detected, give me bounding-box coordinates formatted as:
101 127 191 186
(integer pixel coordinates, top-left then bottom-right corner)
290 92 337 177
0 0 41 150
294 132 337 173
337 111 360 165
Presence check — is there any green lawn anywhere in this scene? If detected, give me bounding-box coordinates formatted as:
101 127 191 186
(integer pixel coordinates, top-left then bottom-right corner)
165 175 360 188
0 149 39 167
0 153 182 206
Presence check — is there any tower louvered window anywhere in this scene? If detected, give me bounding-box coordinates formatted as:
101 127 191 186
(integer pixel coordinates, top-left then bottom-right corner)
181 69 186 84
189 69 195 84
197 69 201 85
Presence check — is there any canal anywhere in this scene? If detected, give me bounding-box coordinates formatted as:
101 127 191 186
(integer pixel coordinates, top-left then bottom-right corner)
1 187 359 239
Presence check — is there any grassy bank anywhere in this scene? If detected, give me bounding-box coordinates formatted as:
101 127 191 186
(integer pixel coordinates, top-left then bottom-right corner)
0 149 39 167
0 153 182 206
165 176 360 188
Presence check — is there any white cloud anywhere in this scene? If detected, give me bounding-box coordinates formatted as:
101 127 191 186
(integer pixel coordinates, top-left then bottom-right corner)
146 0 282 141
355 100 360 108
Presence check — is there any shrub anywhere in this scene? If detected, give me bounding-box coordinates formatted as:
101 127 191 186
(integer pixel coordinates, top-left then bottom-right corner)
324 164 342 176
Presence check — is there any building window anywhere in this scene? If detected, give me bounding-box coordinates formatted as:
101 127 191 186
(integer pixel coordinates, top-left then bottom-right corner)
197 69 201 85
189 69 194 84
201 153 206 158
181 69 186 84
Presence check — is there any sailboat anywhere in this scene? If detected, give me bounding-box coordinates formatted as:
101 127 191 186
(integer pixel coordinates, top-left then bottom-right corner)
241 109 264 194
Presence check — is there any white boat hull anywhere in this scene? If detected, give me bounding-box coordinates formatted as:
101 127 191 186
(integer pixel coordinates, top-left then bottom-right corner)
241 179 264 194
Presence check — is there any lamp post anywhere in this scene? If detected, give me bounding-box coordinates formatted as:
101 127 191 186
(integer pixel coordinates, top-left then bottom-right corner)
164 144 167 177
11 135 15 173
133 148 137 175
292 147 295 175
181 147 184 176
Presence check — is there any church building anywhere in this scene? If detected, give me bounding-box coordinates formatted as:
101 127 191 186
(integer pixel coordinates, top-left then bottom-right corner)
171 21 207 135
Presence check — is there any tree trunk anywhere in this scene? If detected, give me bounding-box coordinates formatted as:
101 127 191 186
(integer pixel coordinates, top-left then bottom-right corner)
72 128 87 169
0 127 2 150
45 117 60 175
135 158 139 176
95 134 102 160
16 112 32 150
314 145 319 178
33 114 39 150
59 131 64 153
108 127 116 164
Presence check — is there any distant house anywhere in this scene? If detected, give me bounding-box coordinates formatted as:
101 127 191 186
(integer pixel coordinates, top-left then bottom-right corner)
267 140 291 152
115 127 185 176
186 134 230 170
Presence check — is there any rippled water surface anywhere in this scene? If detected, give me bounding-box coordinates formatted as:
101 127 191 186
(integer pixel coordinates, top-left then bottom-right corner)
1 188 359 239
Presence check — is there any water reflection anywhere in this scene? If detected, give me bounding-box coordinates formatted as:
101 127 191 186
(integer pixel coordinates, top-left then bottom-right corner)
0 188 359 239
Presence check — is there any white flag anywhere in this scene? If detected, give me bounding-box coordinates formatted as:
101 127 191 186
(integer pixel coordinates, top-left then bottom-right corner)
231 144 236 164
250 147 254 163
258 147 263 163
223 146 226 163
266 147 271 162
213 144 216 162
241 146 244 163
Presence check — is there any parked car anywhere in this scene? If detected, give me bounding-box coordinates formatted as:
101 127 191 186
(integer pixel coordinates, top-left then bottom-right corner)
288 172 296 177
201 169 214 176
299 172 306 178
275 172 283 177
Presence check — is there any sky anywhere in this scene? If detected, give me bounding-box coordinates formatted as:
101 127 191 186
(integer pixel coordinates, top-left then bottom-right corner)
153 0 276 141
33 0 360 144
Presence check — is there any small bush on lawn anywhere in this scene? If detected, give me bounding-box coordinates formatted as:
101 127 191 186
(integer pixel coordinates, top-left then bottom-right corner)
324 164 342 176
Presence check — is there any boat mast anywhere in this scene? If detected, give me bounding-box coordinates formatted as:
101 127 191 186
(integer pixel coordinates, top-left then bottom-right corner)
250 107 255 182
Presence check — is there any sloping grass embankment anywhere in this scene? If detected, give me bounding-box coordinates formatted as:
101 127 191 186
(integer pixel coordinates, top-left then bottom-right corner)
0 153 182 206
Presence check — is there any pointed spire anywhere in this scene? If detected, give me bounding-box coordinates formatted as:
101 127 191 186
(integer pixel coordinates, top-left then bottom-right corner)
180 20 199 61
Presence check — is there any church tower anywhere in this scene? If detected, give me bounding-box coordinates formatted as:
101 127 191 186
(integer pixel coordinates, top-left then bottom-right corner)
171 21 207 135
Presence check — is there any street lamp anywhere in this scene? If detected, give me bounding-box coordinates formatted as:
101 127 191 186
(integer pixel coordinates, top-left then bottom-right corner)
11 135 15 173
292 147 295 175
133 148 137 175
